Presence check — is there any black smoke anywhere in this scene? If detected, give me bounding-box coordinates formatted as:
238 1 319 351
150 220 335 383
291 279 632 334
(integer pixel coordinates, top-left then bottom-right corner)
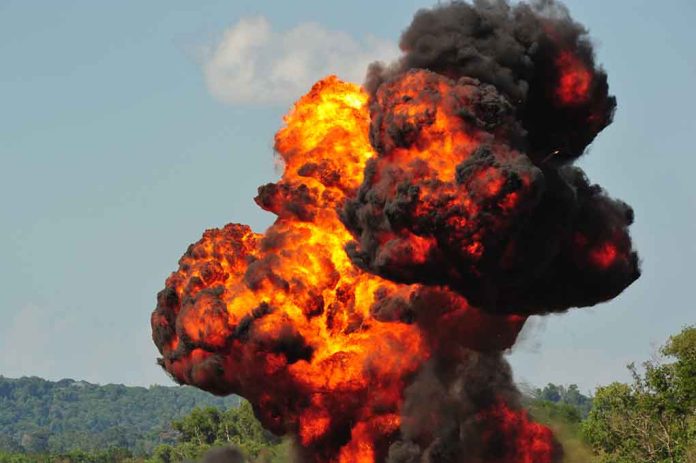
342 0 640 316
365 0 616 163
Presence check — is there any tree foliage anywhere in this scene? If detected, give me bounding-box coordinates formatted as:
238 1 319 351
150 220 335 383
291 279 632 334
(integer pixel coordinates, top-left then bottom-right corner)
149 402 287 463
582 325 696 463
525 398 598 463
0 447 143 463
0 377 238 455
534 383 593 417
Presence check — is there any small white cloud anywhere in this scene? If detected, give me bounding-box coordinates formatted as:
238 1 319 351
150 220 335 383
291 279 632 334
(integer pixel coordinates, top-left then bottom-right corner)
203 16 397 105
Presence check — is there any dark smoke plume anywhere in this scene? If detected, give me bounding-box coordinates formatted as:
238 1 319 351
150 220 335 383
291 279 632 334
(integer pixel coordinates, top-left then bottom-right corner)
365 0 616 163
343 0 639 315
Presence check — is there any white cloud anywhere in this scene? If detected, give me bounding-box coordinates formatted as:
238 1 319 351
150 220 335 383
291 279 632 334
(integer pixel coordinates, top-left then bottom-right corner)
202 16 397 105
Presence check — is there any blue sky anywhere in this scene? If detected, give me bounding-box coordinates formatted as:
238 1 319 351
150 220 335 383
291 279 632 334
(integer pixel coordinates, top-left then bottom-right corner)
1 0 694 393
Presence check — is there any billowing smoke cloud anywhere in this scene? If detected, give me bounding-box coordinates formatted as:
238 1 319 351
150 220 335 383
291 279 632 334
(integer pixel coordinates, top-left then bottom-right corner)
343 0 639 315
152 1 639 462
365 0 616 163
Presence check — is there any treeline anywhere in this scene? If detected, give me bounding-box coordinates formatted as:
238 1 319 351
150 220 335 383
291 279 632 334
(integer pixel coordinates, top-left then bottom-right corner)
1 326 693 462
532 383 592 417
0 377 238 455
0 402 285 463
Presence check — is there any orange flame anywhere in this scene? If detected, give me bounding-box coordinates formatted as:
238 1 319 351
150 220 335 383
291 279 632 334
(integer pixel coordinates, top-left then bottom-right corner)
152 76 556 462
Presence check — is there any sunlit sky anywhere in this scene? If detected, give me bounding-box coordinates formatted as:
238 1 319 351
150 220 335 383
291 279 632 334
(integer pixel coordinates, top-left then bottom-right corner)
1 0 694 394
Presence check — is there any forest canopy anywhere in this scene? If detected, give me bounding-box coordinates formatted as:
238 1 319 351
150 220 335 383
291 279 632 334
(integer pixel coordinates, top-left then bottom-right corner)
0 376 238 455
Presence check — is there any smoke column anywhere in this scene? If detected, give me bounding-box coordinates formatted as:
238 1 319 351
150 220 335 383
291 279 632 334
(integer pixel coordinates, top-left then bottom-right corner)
151 1 640 462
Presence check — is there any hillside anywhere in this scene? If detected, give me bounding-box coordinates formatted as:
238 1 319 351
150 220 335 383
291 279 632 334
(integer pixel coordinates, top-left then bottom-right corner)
0 375 594 459
0 376 239 455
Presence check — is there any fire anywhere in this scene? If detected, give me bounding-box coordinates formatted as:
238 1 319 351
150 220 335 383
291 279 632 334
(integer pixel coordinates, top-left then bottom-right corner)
574 233 622 271
152 78 422 461
589 242 618 269
153 3 640 462
274 76 373 198
152 77 555 462
556 51 592 105
374 71 477 182
478 401 557 463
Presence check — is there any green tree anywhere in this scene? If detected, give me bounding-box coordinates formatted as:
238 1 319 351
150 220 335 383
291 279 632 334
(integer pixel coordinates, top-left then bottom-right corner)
582 325 696 463
534 383 593 417
171 408 222 446
149 401 286 463
537 383 562 403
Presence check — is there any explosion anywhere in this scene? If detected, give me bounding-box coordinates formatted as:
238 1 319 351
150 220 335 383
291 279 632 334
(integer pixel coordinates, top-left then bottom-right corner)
151 2 640 462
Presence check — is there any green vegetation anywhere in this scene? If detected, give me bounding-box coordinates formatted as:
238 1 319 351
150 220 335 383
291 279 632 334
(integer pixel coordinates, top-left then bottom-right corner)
533 383 593 417
582 325 695 463
525 325 696 463
0 376 238 455
523 381 596 462
526 396 597 462
0 326 692 462
149 402 288 463
0 448 143 463
0 402 288 463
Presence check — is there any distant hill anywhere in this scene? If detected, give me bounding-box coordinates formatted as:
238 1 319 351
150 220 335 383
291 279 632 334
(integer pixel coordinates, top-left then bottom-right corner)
0 376 239 455
0 375 597 460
